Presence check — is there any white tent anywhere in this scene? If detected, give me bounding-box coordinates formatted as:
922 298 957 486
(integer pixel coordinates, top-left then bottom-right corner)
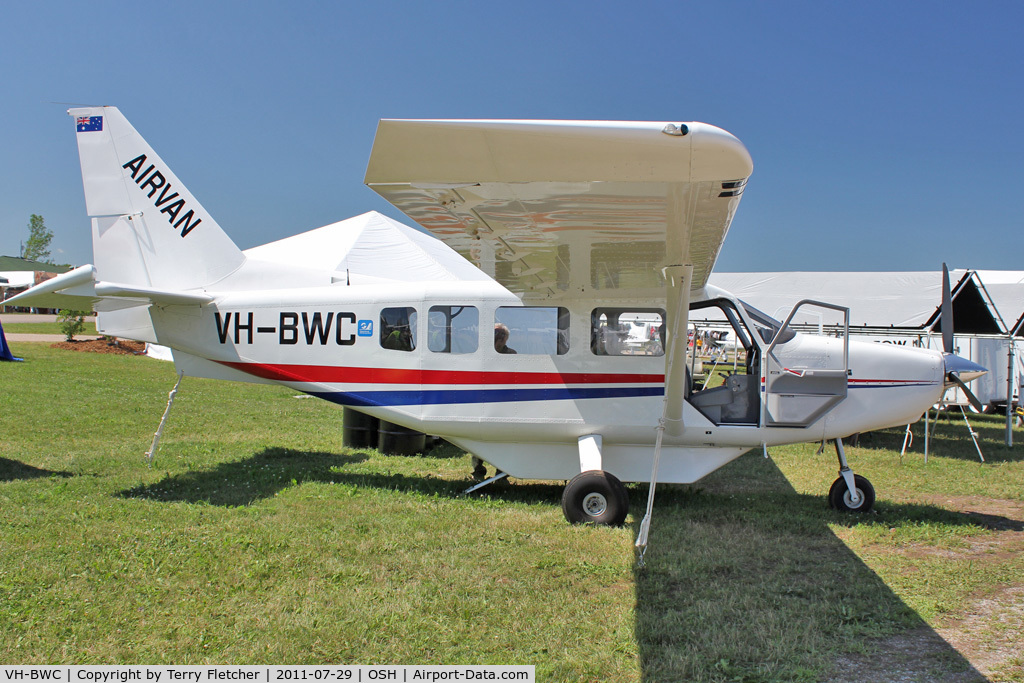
708 271 957 330
243 211 495 285
973 271 1024 335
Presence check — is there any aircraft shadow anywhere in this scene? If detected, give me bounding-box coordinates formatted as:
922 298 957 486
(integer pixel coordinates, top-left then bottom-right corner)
118 448 368 506
115 443 564 510
0 457 74 482
113 445 1005 679
858 416 1024 464
418 439 468 460
116 441 555 509
629 453 991 682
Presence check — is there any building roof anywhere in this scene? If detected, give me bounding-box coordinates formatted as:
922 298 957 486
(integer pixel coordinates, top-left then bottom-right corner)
0 256 71 273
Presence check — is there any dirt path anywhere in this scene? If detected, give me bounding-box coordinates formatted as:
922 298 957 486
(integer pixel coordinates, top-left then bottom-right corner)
829 496 1024 682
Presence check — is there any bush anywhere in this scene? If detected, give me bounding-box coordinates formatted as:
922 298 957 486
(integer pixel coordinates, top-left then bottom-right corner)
57 309 89 341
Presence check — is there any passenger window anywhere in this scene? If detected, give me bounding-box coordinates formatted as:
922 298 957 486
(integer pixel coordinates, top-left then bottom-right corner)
591 308 665 356
428 306 478 353
494 307 570 355
380 307 417 351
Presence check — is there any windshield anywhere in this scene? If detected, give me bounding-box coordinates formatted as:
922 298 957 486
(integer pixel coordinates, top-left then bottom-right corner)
740 301 796 345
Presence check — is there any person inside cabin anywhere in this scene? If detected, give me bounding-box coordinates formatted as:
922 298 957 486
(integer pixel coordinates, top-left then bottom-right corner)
494 323 517 354
383 324 414 351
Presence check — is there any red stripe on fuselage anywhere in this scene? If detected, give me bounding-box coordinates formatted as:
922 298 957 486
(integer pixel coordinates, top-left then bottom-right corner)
217 361 936 390
847 378 934 385
218 361 665 385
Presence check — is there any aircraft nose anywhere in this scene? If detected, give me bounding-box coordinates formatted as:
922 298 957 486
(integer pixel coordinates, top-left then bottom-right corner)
943 353 987 383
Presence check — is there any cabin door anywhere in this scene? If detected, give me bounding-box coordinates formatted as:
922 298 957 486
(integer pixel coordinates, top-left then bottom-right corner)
763 301 850 428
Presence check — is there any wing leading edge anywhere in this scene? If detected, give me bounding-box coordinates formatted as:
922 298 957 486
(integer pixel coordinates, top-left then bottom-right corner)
365 119 753 300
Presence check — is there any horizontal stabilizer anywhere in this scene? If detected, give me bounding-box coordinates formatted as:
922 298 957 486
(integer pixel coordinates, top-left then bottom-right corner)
4 264 212 312
93 283 213 306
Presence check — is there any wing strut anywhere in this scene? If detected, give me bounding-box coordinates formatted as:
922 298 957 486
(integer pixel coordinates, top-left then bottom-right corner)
636 264 693 566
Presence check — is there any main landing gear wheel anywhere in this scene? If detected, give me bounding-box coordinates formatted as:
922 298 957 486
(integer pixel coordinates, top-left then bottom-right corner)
828 474 875 512
561 470 629 526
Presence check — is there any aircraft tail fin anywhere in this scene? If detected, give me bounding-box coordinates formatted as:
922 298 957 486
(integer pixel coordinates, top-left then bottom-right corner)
69 107 245 291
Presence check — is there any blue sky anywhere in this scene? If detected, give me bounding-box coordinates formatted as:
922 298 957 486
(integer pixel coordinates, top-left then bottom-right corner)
2 0 1021 272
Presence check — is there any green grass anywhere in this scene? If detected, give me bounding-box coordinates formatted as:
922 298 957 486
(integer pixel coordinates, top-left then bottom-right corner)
2 343 1022 681
2 321 98 336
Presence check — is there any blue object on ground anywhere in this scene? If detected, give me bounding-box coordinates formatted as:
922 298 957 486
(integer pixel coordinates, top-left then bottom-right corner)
0 319 24 361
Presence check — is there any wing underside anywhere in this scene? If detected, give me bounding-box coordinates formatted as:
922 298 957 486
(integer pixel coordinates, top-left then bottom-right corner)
365 120 753 300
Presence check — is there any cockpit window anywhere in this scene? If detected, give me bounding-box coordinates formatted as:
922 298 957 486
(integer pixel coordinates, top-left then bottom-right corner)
740 301 795 345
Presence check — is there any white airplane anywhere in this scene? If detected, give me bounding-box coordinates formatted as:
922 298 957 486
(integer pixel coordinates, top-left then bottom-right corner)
701 327 741 351
8 108 985 535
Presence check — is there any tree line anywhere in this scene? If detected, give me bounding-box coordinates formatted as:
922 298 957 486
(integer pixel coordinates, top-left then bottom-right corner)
21 214 54 263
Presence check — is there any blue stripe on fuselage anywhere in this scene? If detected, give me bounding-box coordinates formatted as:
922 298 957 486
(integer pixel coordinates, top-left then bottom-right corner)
310 385 664 407
306 380 935 407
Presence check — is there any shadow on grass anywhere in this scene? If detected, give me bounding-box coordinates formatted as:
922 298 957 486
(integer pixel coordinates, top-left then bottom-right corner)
118 447 369 506
419 439 470 460
630 454 989 682
0 457 74 482
859 415 1024 464
114 440 1004 679
271 453 999 680
116 440 556 509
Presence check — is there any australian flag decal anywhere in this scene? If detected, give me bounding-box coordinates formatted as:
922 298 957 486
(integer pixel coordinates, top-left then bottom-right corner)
76 116 103 132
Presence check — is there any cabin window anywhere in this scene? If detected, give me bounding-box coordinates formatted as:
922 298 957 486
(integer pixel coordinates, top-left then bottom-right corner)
380 307 417 351
591 308 665 356
494 307 570 355
428 306 478 353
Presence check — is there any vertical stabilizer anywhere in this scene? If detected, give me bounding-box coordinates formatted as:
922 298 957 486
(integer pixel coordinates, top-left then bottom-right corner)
70 107 245 290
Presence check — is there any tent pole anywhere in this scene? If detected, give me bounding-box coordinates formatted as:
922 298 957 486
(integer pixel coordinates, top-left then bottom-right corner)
924 406 930 464
1007 336 1015 448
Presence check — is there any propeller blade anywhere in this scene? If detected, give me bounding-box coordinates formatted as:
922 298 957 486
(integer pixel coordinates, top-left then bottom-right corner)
949 372 985 413
941 263 953 354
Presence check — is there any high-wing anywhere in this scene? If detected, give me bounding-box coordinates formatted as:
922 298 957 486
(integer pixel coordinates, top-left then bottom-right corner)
365 119 753 300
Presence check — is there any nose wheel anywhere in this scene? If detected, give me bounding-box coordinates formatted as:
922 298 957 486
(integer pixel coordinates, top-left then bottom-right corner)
828 438 875 513
828 473 875 512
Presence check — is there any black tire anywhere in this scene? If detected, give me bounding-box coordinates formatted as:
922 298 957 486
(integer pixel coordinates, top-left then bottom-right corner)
342 409 379 449
377 420 426 455
828 474 875 512
561 471 629 526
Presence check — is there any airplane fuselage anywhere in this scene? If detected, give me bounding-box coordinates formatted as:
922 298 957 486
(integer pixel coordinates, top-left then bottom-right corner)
10 108 977 524
132 279 945 484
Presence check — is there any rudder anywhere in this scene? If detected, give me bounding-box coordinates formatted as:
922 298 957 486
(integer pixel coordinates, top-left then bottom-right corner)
70 107 245 291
